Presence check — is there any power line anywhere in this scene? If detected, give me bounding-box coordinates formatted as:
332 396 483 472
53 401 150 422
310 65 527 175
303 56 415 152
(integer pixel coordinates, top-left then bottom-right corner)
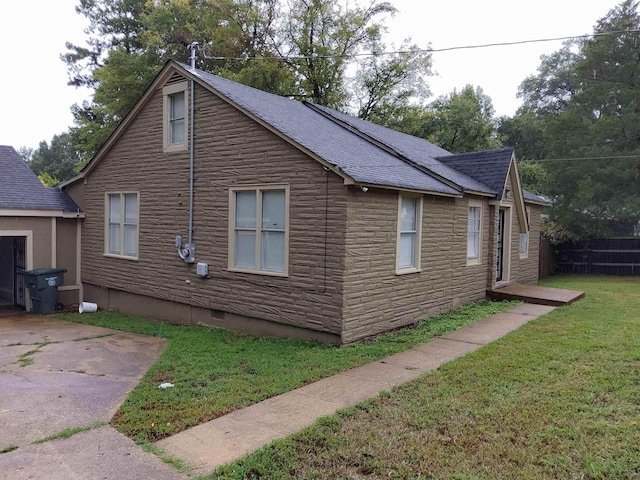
200 29 640 62
523 154 640 163
438 155 640 165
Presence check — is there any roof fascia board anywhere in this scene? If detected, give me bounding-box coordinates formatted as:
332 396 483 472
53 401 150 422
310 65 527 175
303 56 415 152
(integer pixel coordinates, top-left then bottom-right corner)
353 183 462 198
524 198 551 207
504 153 528 232
303 102 465 193
0 209 73 218
463 189 496 198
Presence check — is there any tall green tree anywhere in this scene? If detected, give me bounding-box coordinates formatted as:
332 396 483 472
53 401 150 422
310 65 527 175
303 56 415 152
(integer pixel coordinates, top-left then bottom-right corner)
273 0 396 108
27 132 83 183
353 40 432 122
518 0 640 238
417 85 499 153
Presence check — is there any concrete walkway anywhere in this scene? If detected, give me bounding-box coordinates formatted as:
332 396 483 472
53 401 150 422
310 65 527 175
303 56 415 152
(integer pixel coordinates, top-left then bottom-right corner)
0 315 185 480
157 303 556 476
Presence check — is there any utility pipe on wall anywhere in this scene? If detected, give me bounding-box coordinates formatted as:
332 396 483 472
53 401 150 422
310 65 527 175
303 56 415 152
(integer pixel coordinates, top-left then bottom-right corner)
178 42 199 263
188 42 198 246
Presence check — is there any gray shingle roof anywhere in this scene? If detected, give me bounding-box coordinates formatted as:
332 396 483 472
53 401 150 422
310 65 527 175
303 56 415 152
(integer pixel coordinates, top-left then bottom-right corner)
182 64 461 196
437 148 515 199
523 189 551 205
0 145 80 212
309 105 495 195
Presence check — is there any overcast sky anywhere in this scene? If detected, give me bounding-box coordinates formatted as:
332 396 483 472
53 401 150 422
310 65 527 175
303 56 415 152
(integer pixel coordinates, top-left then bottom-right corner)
0 0 622 151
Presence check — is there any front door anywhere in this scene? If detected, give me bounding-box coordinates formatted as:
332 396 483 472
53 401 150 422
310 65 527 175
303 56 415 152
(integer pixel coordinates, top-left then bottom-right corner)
496 209 505 282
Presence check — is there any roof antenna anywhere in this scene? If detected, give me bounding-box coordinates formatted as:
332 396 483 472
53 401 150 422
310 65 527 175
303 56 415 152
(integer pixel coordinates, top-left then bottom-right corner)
188 42 199 69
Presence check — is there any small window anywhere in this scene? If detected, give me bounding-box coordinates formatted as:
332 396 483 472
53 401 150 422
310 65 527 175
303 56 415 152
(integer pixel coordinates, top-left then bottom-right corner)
163 82 188 151
168 92 185 145
520 206 530 258
229 186 289 276
106 193 139 259
519 232 529 256
467 202 482 265
396 194 422 274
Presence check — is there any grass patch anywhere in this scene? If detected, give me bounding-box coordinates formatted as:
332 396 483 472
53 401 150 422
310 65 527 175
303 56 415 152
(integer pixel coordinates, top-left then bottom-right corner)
0 446 18 454
17 343 48 367
210 276 640 479
53 299 518 443
31 421 106 445
141 442 194 475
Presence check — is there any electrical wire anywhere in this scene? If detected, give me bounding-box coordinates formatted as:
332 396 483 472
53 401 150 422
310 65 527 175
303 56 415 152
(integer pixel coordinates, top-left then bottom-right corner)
199 29 640 62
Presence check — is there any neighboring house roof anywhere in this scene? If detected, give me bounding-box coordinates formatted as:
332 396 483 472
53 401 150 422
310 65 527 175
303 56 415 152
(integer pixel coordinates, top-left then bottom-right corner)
63 60 539 208
523 189 551 206
0 145 80 213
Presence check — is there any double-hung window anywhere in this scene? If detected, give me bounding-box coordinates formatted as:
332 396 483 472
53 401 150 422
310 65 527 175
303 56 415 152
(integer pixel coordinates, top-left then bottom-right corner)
230 186 289 275
163 82 188 151
396 194 422 274
106 193 139 259
168 92 185 145
467 201 482 265
519 207 530 258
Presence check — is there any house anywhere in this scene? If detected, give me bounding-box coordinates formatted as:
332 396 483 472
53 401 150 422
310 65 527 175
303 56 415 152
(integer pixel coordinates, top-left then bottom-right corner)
61 60 548 345
0 145 83 310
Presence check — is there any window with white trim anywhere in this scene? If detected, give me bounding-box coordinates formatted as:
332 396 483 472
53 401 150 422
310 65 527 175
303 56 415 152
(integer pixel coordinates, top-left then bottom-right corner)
396 194 422 273
168 92 185 145
106 193 139 258
229 186 289 275
519 206 530 257
467 201 482 265
163 82 188 151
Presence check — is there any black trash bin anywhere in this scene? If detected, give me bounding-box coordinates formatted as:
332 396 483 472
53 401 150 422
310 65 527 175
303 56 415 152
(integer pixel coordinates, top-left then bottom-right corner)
23 268 67 314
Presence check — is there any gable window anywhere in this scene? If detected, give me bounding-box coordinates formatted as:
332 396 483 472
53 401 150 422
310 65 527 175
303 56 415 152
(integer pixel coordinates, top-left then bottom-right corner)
106 193 139 259
229 186 289 276
168 92 185 145
163 82 188 152
519 206 530 258
467 201 482 265
396 194 422 274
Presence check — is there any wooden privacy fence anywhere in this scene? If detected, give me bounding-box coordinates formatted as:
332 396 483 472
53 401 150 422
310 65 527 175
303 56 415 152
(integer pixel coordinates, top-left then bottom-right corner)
554 238 640 276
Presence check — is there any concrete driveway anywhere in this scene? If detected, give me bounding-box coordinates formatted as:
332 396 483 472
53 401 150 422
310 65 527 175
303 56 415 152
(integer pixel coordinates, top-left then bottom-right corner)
0 315 186 479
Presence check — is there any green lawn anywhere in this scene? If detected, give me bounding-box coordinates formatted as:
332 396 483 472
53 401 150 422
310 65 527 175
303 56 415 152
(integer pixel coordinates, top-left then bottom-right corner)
54 299 518 443
210 276 640 480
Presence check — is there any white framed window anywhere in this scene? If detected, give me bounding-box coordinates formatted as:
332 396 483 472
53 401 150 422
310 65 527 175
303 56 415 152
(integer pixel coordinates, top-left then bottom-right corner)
163 82 188 152
520 206 530 258
396 194 422 274
105 192 139 259
467 201 482 265
229 185 289 276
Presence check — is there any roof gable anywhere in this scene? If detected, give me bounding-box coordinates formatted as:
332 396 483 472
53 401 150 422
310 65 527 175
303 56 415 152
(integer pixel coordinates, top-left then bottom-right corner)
0 145 80 213
436 148 514 199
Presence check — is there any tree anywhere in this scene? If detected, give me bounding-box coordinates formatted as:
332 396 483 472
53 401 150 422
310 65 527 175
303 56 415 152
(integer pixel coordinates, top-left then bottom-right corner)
62 0 147 88
61 0 425 159
273 0 396 108
353 40 432 123
518 0 640 238
418 85 499 153
28 132 83 182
